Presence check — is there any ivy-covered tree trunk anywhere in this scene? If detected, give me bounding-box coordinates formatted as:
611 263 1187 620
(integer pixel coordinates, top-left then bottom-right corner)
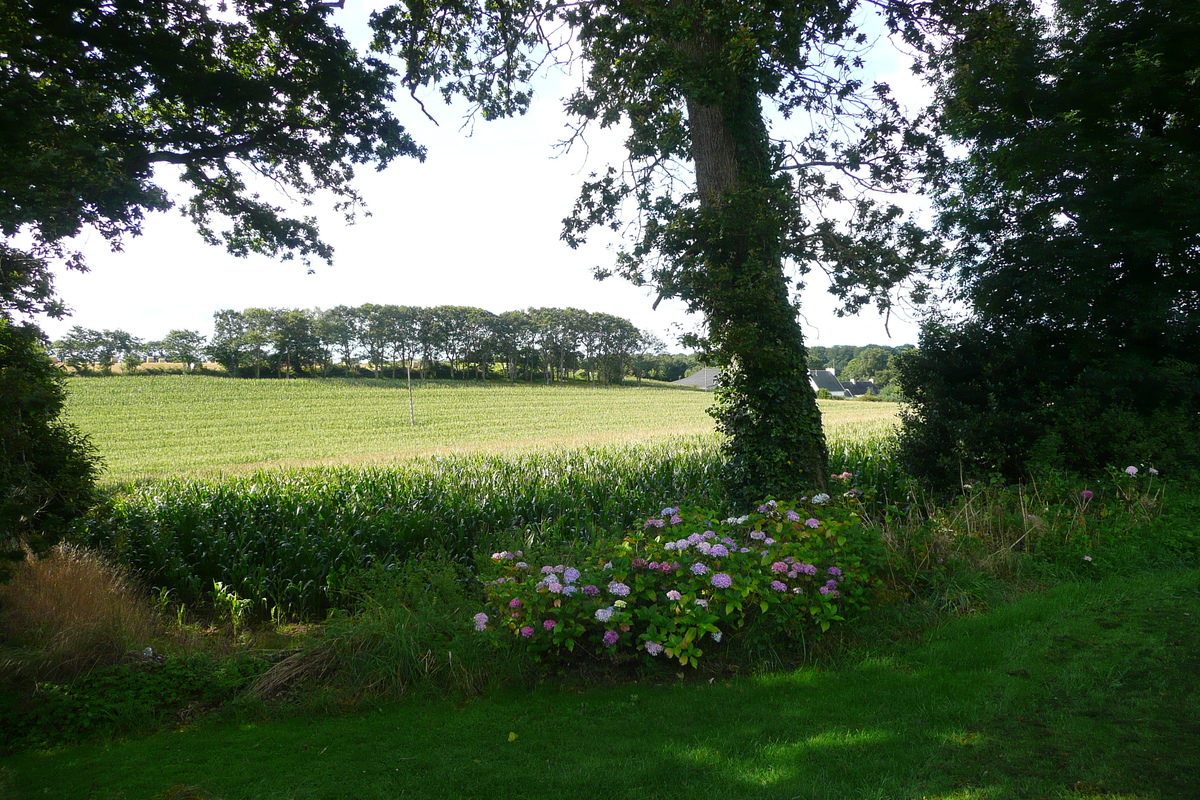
683 40 827 501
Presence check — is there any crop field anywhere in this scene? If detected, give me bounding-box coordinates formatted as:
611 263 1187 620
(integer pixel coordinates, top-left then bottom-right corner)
62 376 900 482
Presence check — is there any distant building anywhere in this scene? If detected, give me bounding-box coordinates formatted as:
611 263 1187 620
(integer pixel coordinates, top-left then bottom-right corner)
671 367 722 389
671 366 870 397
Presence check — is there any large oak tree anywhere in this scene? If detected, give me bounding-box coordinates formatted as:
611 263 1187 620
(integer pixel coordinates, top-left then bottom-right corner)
372 0 938 499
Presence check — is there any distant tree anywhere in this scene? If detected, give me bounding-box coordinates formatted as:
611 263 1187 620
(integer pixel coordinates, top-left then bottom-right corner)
52 326 105 374
318 306 363 374
841 346 891 383
207 309 250 376
159 330 208 372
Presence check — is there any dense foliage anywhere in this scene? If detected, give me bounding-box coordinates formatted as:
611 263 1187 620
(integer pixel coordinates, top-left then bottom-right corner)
898 0 1200 486
0 321 100 575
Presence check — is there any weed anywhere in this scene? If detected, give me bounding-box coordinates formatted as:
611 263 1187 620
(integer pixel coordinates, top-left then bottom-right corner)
0 544 162 682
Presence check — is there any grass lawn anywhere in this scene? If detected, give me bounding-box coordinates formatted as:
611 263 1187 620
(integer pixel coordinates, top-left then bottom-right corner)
4 567 1197 800
61 376 900 483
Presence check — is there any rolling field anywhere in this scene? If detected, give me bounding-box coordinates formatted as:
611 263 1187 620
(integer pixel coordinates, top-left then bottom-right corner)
62 376 900 482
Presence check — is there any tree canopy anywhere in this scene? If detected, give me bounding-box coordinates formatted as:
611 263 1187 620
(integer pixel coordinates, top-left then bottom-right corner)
1 0 418 279
898 0 1200 485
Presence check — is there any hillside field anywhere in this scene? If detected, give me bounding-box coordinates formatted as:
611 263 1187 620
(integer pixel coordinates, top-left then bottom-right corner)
61 376 900 482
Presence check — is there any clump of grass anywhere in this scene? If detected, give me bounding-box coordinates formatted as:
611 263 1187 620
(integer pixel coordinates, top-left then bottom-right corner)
248 552 529 706
0 543 162 681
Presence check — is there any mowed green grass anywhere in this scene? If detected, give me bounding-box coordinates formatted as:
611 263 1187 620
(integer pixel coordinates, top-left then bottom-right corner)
61 377 900 482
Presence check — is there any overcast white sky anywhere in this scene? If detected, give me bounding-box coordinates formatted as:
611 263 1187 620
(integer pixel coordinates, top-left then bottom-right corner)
36 1 932 351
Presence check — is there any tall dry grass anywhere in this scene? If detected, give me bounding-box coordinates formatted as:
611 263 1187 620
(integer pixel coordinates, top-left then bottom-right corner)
0 543 161 681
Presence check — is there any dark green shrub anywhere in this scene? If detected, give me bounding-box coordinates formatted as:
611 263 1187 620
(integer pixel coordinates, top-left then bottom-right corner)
1 320 102 577
895 319 1200 492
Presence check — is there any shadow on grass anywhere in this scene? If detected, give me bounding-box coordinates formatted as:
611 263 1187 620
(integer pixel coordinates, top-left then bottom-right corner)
4 569 1198 800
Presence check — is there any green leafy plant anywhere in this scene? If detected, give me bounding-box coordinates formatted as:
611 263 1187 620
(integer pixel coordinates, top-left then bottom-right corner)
476 497 886 667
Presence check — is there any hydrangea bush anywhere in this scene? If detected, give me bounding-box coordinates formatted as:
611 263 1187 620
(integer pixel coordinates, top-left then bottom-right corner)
473 493 886 667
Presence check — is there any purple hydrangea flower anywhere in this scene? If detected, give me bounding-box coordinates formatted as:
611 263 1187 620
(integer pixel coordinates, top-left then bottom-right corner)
543 619 557 631
786 510 800 522
770 580 787 592
645 518 665 528
696 542 713 555
595 607 614 622
798 563 817 576
508 598 523 609
603 630 619 646
582 584 600 596
691 562 709 575
564 567 581 584
1080 490 1094 500
825 579 840 590
669 514 683 525
520 625 535 637
828 566 843 577
805 518 820 529
711 573 733 589
608 581 631 597
1125 465 1139 476
666 590 682 601
473 612 489 631
819 585 832 595
709 544 729 558
749 531 766 540
771 561 788 574
660 561 680 573
644 641 664 656
661 507 679 517
561 585 578 596
540 566 556 574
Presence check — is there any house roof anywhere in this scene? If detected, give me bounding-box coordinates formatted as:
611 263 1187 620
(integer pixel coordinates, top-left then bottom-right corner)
671 367 856 396
840 380 876 397
809 369 849 396
671 367 722 389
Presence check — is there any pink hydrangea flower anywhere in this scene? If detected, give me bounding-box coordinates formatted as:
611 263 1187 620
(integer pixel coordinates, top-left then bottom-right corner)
1125 465 1139 476
543 619 557 631
472 612 488 631
520 626 534 637
805 518 820 528
666 590 682 601
1081 490 1094 500
508 598 523 609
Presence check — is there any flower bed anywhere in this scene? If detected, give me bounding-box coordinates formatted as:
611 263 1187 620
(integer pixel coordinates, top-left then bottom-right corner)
474 490 886 666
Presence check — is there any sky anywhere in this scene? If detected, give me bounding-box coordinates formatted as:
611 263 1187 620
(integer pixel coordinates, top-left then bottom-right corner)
35 2 932 352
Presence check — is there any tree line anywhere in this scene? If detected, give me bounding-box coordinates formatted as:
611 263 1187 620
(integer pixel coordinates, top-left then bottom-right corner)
50 305 707 384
